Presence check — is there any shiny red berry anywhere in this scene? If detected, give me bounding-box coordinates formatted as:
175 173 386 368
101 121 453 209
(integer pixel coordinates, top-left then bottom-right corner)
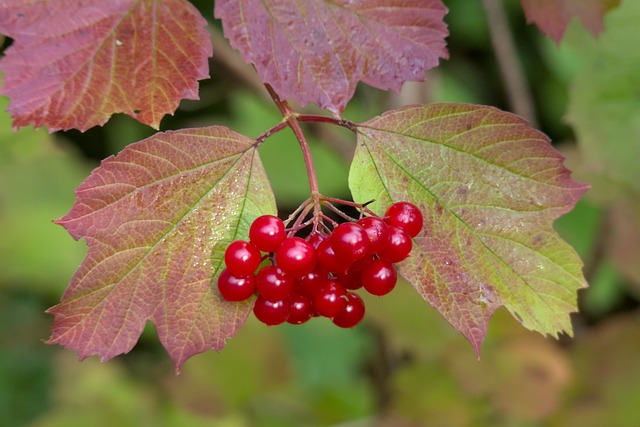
314 279 347 318
332 293 366 328
362 259 397 296
306 232 326 250
295 270 326 300
256 265 294 302
249 215 286 252
224 240 262 276
385 202 423 238
349 254 375 272
316 239 351 273
336 269 363 290
217 268 255 301
357 216 389 255
287 294 314 325
275 237 317 277
253 296 289 325
330 222 370 262
378 226 412 263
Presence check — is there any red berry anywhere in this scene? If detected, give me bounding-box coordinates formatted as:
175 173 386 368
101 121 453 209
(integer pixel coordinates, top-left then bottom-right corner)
306 232 326 250
330 222 370 262
349 254 375 272
362 259 397 296
332 293 366 328
336 269 363 290
217 268 255 301
316 239 351 273
249 215 286 252
295 270 326 299
385 202 423 238
224 240 262 276
256 265 294 302
275 237 317 277
357 216 389 255
287 294 313 325
378 226 412 263
253 296 290 325
314 279 347 318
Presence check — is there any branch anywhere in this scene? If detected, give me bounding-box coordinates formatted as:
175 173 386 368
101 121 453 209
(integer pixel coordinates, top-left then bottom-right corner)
481 0 539 127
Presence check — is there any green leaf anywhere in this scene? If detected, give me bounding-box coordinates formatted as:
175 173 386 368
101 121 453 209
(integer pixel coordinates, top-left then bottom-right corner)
566 0 640 209
47 127 275 371
349 104 588 353
565 0 640 290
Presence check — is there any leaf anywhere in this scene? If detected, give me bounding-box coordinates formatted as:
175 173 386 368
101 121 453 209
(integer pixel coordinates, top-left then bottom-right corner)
563 0 640 291
520 0 617 44
565 0 640 210
349 104 588 354
47 126 276 371
0 0 212 132
215 0 448 116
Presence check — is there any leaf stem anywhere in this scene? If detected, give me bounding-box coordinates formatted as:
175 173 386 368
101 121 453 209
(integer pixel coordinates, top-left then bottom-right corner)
297 114 358 133
255 120 288 146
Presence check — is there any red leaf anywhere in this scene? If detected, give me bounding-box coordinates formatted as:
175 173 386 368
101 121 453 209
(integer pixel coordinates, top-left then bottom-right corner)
521 0 612 44
0 0 212 131
350 104 588 354
215 0 448 116
47 127 276 371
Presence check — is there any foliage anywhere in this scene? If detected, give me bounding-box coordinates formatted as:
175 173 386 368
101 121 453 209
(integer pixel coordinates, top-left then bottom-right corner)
0 0 604 371
2 0 640 424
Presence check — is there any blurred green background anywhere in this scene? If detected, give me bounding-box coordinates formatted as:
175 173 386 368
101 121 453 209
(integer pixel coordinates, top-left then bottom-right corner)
2 1 640 426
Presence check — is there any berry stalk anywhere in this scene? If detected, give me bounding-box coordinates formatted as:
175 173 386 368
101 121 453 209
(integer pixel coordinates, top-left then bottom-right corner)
264 84 322 221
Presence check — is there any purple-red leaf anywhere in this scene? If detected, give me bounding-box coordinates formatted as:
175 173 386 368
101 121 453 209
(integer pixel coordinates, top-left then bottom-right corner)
0 0 212 131
215 0 448 116
349 104 588 354
521 0 614 44
47 127 275 371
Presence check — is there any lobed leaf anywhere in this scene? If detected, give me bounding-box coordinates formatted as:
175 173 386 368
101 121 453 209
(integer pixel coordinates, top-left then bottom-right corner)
0 0 212 131
564 0 640 288
47 127 276 371
349 104 588 354
520 0 616 44
215 0 448 116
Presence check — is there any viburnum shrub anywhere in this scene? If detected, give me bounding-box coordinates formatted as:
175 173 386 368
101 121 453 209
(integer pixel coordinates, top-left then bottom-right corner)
0 0 603 372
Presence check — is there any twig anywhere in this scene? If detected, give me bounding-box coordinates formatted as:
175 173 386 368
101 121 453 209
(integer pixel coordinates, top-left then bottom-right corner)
481 0 539 127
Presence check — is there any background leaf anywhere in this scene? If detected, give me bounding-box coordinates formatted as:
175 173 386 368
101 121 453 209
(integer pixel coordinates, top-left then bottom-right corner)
564 0 640 290
47 126 275 371
0 0 212 131
520 0 617 44
215 0 448 116
349 104 588 353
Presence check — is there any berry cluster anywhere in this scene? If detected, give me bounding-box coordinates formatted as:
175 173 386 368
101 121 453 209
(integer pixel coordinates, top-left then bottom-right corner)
217 202 423 328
